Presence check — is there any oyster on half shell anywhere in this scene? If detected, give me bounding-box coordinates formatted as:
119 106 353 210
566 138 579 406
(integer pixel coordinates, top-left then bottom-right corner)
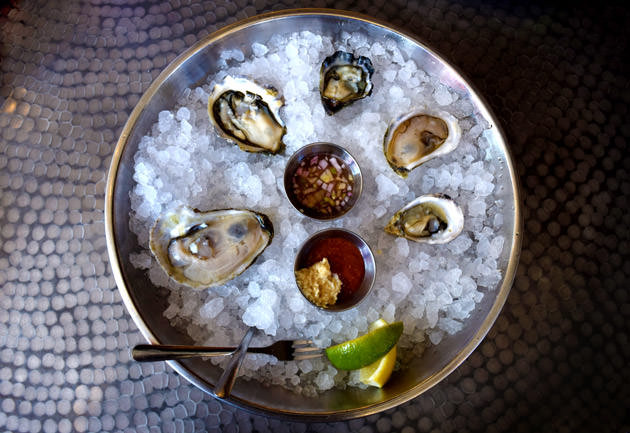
384 194 464 244
319 51 374 115
208 76 286 154
149 206 274 289
384 110 461 177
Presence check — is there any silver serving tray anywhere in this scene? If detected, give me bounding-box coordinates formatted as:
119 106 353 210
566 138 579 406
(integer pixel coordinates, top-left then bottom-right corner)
105 9 522 420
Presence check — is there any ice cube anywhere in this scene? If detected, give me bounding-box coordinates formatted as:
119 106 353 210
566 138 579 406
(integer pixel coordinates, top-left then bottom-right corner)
383 69 397 82
242 300 275 332
373 205 387 218
176 107 190 121
429 329 444 345
247 281 261 298
252 42 269 57
392 272 412 297
314 371 335 391
394 237 409 258
425 301 439 327
298 359 313 373
383 303 396 323
433 84 454 106
375 174 399 201
200 297 224 319
409 251 431 273
489 236 505 259
288 296 305 313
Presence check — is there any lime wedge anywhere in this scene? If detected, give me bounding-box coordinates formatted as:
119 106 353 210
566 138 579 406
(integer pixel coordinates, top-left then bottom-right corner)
359 319 397 387
325 321 403 370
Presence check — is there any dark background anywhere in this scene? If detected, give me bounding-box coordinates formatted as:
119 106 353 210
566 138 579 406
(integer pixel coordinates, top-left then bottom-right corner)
1 1 629 432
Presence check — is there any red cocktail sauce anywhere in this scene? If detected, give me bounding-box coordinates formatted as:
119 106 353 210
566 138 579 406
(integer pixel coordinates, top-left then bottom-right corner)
304 237 365 301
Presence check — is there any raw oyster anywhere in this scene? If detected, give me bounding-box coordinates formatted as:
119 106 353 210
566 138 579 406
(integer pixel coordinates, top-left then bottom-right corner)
208 76 286 154
149 206 273 289
383 110 461 177
384 194 464 244
319 51 374 115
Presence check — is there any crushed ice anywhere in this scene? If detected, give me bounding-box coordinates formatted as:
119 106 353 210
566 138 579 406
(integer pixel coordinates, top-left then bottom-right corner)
129 30 507 395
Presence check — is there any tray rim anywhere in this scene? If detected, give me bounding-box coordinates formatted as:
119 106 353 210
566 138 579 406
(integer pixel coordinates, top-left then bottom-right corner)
104 8 523 420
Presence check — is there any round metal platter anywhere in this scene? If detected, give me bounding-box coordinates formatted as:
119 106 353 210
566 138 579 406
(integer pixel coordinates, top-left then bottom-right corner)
105 9 522 421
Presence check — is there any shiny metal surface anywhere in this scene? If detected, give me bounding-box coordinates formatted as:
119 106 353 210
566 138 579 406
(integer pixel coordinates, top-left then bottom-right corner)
132 339 322 362
105 10 521 419
213 327 255 399
284 142 363 220
294 228 376 311
2 1 628 431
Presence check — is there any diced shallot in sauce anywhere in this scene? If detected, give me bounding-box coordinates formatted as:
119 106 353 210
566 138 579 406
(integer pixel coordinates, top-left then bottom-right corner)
291 153 354 218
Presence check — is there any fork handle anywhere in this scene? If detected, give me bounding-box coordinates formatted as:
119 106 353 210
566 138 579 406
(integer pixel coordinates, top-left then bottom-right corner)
132 345 235 362
131 344 272 362
214 327 256 398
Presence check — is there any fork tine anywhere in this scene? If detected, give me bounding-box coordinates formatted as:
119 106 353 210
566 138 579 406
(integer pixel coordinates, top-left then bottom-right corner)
294 352 323 361
293 345 322 354
292 340 320 351
292 340 323 361
291 339 315 347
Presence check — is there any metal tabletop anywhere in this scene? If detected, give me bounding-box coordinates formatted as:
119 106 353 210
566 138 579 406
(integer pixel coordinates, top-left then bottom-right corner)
1 1 628 432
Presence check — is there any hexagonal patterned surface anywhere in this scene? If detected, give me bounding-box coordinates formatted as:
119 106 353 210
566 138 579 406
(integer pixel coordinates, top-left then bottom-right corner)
1 1 628 432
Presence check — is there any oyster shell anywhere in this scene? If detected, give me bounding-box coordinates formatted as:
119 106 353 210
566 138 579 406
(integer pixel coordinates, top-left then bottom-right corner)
319 51 374 115
383 110 461 177
149 206 273 289
208 76 286 154
384 194 464 244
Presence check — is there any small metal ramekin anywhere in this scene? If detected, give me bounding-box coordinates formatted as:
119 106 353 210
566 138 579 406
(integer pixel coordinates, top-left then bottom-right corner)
284 142 363 220
294 228 376 312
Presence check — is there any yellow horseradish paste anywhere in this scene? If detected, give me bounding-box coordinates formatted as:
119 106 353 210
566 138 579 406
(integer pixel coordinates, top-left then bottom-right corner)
295 258 342 307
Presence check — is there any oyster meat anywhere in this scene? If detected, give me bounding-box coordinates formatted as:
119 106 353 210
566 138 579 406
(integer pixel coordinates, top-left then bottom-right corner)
208 76 286 154
149 206 274 289
383 110 461 177
384 194 464 244
319 51 374 115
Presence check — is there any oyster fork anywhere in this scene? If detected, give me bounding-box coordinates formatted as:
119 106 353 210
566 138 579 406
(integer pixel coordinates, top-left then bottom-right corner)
214 327 256 398
132 339 323 362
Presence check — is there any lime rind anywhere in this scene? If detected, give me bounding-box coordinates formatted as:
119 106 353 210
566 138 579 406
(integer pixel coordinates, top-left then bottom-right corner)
325 321 403 370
